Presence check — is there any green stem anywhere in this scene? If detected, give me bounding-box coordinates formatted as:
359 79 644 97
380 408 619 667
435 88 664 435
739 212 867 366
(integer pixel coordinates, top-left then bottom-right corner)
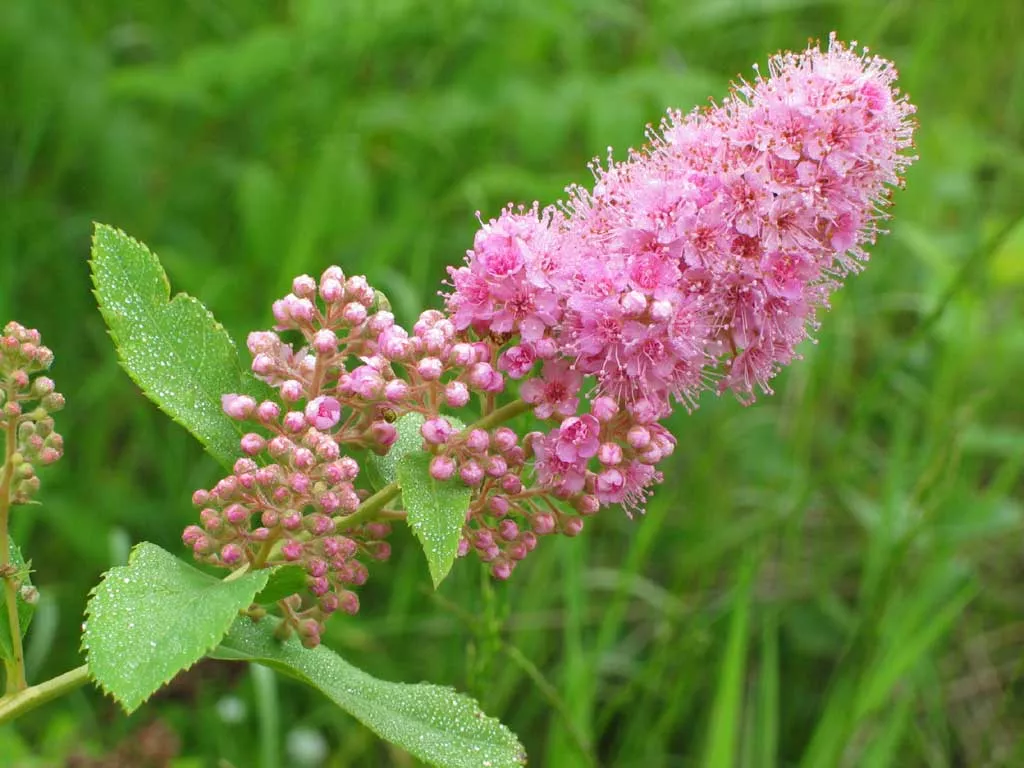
336 483 401 530
335 398 531 530
0 381 26 694
0 664 89 724
469 398 530 432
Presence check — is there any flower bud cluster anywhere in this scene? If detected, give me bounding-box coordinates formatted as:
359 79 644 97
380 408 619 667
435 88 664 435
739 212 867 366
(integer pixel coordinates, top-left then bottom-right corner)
1 322 64 505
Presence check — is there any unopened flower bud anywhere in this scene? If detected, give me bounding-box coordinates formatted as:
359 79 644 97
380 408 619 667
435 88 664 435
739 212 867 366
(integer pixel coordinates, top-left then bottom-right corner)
292 274 317 297
370 421 397 449
222 394 256 420
339 591 360 615
591 396 619 422
320 277 344 303
41 393 65 412
240 433 266 455
491 561 513 580
563 517 585 537
311 329 337 354
220 543 244 565
280 380 304 403
488 495 510 516
450 343 475 366
627 426 651 449
282 540 304 561
421 417 454 445
417 357 443 381
283 411 306 433
459 461 484 486
444 381 470 408
576 495 600 516
532 513 556 535
384 379 409 402
30 377 55 398
650 299 674 323
430 455 456 481
498 520 519 541
342 302 368 326
465 429 489 453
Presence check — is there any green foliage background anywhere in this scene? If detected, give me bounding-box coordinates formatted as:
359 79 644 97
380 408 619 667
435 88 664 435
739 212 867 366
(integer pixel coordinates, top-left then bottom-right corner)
2 0 1023 765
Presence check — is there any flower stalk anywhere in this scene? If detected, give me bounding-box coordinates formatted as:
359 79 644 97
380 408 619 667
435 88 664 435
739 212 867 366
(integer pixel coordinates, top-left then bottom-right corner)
1 380 26 694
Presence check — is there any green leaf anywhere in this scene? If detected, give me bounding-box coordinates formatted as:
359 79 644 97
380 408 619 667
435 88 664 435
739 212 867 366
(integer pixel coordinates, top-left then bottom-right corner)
0 538 34 663
703 550 757 768
90 223 269 468
397 452 471 588
254 564 308 605
212 617 527 767
365 411 426 490
83 542 269 713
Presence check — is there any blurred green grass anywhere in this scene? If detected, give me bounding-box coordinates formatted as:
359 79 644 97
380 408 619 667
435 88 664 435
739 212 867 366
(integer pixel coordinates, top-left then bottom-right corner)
2 0 1023 765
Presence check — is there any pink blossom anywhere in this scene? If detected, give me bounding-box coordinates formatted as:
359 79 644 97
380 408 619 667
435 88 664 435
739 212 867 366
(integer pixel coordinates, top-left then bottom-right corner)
305 396 342 431
554 415 601 463
520 360 582 419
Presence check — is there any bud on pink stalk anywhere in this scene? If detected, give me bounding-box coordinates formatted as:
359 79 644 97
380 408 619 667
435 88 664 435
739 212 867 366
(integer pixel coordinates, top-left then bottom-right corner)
370 421 397 449
292 274 317 298
385 379 410 402
450 343 475 366
488 495 509 516
342 302 368 326
282 540 304 561
421 417 454 445
430 455 456 481
417 357 443 381
492 561 513 580
240 433 266 455
465 429 489 453
532 513 556 535
626 426 650 449
444 381 470 408
460 461 484 486
220 544 244 565
563 517 585 537
280 380 304 403
222 394 256 420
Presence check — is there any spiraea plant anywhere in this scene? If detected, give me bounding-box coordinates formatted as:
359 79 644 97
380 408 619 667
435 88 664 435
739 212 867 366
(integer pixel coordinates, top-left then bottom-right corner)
1 35 915 767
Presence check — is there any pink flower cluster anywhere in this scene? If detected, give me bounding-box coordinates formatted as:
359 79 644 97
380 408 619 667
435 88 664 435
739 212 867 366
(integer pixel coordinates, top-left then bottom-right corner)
444 35 915 532
187 37 917 631
0 322 65 505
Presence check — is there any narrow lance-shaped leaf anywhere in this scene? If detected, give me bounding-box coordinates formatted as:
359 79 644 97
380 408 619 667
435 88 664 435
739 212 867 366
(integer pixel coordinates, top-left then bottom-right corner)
0 538 34 663
398 452 472 588
212 617 527 768
83 542 269 713
90 223 269 468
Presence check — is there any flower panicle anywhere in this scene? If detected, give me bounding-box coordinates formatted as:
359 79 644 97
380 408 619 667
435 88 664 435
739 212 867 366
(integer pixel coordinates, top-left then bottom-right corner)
188 36 917 623
1 321 65 506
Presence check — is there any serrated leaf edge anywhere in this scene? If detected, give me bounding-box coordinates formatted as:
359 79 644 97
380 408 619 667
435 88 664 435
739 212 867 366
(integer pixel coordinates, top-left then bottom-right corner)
81 543 267 713
88 223 254 469
397 454 471 589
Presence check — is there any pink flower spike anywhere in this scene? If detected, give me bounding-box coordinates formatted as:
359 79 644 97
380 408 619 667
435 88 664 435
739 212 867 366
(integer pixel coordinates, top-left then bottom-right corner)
305 396 342 431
